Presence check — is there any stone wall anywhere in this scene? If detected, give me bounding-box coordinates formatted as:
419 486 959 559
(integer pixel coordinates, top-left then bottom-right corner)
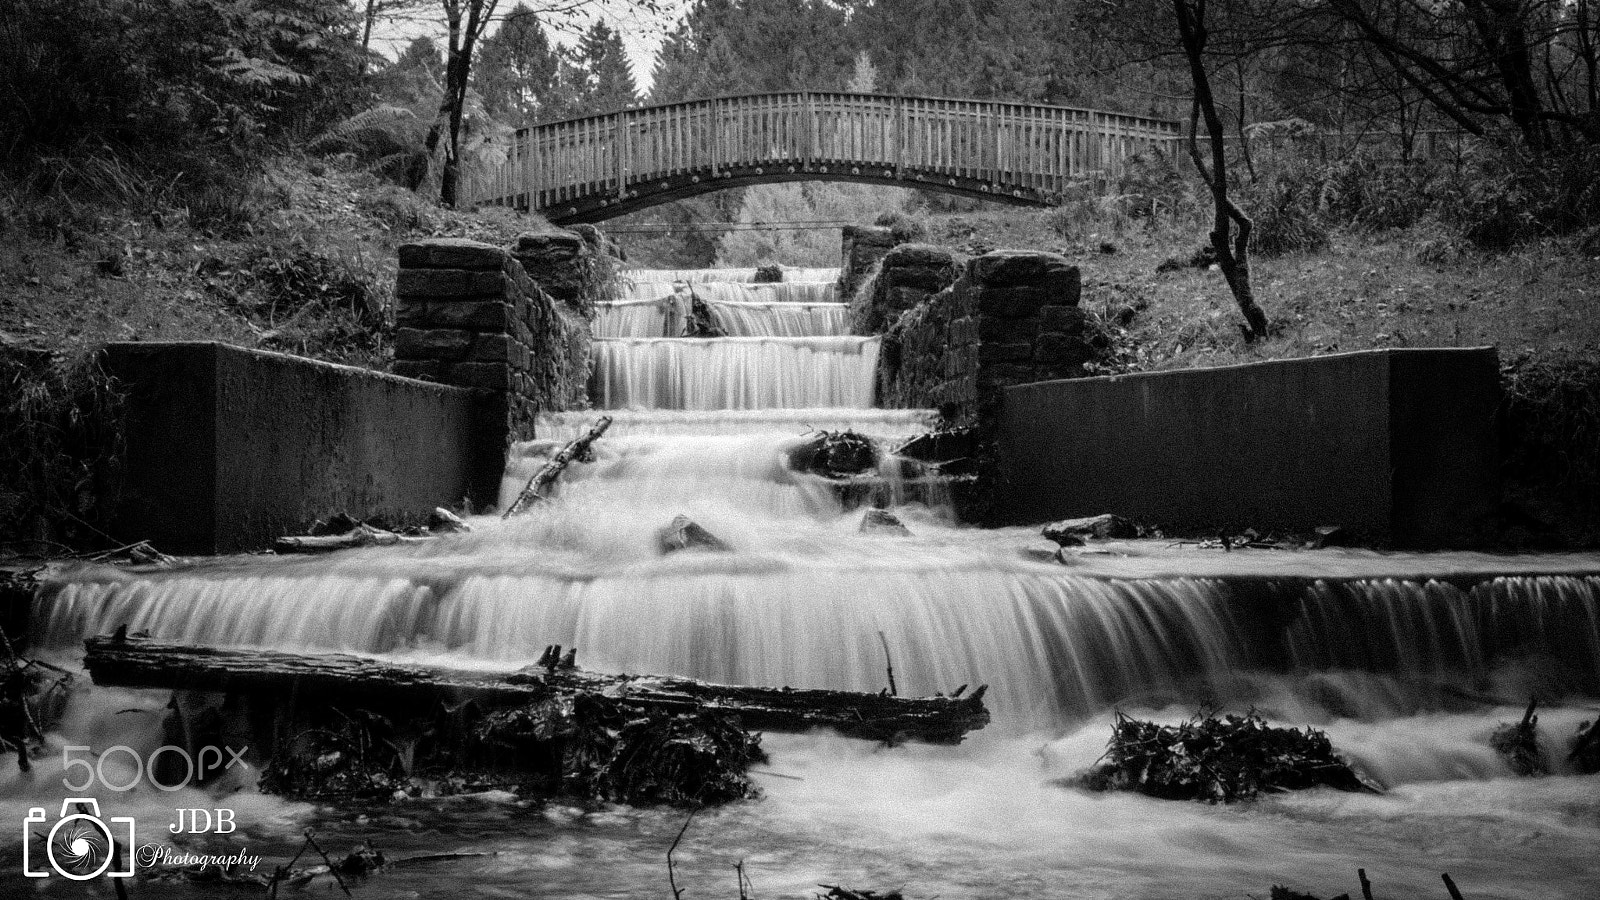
392 235 594 445
878 249 1090 427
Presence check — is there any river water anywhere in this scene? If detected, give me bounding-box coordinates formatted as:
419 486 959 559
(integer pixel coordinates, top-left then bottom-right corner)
3 267 1598 898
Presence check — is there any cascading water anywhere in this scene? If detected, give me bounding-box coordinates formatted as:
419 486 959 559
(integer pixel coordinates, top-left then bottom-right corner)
594 271 861 408
591 336 879 410
7 264 1600 898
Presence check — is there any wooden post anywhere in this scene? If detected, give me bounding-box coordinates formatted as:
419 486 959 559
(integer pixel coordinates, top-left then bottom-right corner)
617 112 631 197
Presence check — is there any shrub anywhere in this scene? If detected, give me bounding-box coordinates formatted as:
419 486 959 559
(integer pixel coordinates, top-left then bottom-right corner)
1314 155 1438 231
874 210 927 244
0 349 126 551
0 0 367 206
1239 168 1329 255
1500 351 1600 544
1447 143 1600 250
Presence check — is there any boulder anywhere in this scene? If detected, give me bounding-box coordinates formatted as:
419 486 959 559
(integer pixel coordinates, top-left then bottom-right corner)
658 515 730 554
859 509 912 536
1042 514 1136 544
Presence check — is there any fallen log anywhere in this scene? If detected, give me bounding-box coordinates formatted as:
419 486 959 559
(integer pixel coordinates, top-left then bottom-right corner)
273 523 408 554
503 415 613 518
83 636 989 745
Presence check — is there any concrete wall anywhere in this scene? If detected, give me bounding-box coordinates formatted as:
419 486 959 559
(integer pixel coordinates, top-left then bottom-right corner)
105 342 483 554
994 347 1501 547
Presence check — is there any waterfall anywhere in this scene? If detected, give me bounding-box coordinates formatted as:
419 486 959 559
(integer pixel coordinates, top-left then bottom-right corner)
623 267 840 284
618 280 839 305
33 562 1600 728
593 299 849 338
535 408 937 440
591 336 879 410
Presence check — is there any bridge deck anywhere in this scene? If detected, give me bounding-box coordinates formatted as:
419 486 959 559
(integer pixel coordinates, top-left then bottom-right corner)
466 92 1182 223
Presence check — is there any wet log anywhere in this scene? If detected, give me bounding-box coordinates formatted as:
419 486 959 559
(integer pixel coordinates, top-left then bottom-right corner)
273 523 407 554
503 415 613 518
82 636 989 745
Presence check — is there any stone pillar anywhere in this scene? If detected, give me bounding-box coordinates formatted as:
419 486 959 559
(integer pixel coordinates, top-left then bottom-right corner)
513 225 617 313
876 248 1095 524
839 224 897 306
968 249 1089 419
392 238 542 505
853 243 963 335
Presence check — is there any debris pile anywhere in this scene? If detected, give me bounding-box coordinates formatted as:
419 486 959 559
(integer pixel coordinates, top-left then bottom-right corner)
788 430 879 478
1072 710 1376 803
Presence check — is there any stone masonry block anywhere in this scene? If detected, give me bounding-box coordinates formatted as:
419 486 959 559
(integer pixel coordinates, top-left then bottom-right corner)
396 268 507 299
468 333 514 363
888 285 930 311
446 361 511 391
1033 332 1096 366
969 250 1080 302
979 314 1043 343
398 239 506 270
423 300 514 331
393 327 473 360
394 298 429 326
887 264 958 291
981 363 1036 385
1041 305 1090 334
978 286 1052 319
883 243 956 268
981 342 1034 363
516 229 585 255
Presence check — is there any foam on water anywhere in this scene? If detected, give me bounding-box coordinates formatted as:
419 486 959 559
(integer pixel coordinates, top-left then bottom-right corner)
622 266 840 284
591 336 879 410
593 298 848 338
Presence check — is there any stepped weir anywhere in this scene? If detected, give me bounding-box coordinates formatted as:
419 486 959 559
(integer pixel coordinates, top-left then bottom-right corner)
6 262 1599 898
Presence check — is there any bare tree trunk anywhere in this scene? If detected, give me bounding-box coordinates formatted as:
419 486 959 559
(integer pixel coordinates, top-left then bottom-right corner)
1234 61 1257 182
359 0 378 73
1174 0 1269 341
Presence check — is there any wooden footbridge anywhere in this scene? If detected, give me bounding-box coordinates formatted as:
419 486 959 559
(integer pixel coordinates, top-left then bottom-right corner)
465 92 1182 224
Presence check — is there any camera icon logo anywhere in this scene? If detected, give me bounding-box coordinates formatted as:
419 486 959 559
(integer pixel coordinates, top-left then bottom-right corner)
22 799 136 880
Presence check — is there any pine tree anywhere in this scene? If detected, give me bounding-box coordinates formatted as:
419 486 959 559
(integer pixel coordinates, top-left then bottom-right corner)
574 20 638 114
474 3 562 124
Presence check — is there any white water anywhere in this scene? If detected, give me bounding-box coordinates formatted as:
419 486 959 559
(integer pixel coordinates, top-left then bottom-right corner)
623 266 840 284
617 280 840 306
536 408 936 440
8 264 1600 898
591 336 879 410
593 298 848 338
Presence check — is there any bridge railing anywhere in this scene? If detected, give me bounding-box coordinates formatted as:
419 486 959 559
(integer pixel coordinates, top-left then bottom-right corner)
466 92 1183 215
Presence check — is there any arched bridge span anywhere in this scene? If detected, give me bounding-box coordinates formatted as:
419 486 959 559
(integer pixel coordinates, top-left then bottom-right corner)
465 92 1182 224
